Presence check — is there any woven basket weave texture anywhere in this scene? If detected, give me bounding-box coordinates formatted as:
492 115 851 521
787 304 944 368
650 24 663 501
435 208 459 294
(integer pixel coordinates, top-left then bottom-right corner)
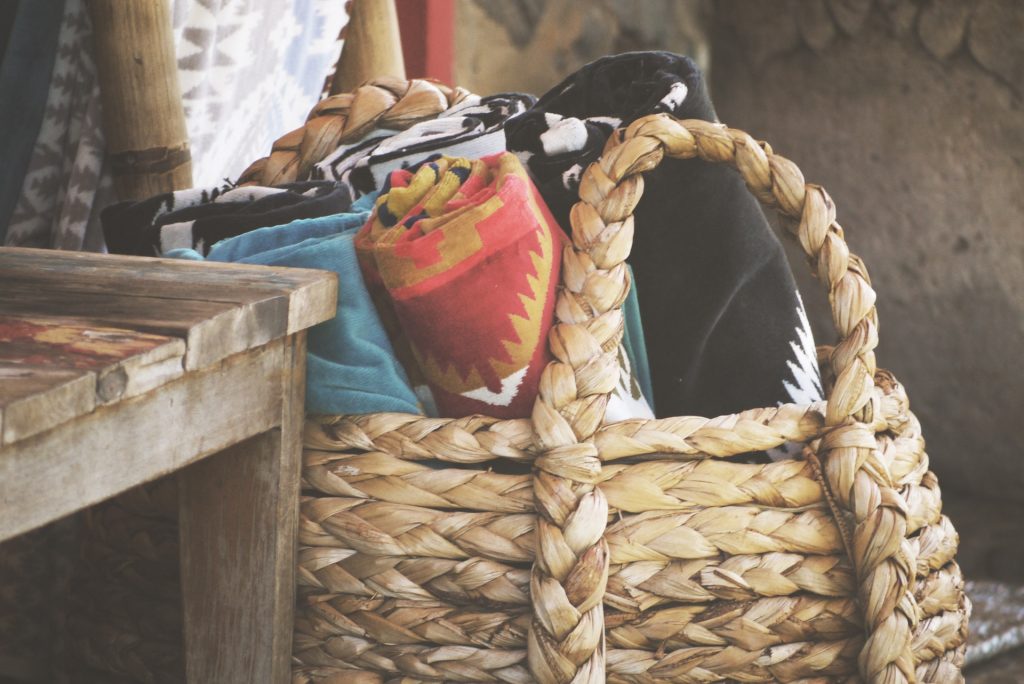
64 78 968 684
288 108 968 683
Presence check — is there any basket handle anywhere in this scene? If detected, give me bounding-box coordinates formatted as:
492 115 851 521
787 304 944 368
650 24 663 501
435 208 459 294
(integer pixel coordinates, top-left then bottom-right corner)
527 114 916 684
236 77 471 186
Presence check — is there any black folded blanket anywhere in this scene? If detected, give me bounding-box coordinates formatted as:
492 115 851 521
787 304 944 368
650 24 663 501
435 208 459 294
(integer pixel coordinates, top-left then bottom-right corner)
505 52 823 421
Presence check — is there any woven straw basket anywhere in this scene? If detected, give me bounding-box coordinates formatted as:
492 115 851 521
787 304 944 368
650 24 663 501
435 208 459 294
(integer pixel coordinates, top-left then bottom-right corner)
67 79 967 684
260 81 969 684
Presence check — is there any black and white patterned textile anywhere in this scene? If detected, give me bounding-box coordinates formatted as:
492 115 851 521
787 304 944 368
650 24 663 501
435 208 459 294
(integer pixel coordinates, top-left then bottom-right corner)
316 92 536 196
102 180 351 256
506 52 824 447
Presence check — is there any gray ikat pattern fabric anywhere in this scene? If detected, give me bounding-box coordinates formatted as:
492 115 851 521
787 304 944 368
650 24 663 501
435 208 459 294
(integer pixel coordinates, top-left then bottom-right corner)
4 0 346 251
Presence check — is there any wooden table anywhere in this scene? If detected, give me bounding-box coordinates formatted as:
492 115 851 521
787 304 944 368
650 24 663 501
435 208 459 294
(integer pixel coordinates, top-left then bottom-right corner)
0 246 337 683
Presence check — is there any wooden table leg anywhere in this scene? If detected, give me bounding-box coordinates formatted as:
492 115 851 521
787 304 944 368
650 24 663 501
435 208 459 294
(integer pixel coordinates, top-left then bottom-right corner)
178 334 305 683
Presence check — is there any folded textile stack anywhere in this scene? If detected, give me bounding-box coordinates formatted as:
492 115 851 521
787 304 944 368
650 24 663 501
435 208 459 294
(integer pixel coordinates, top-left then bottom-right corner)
86 56 969 684
167 192 421 416
102 53 819 430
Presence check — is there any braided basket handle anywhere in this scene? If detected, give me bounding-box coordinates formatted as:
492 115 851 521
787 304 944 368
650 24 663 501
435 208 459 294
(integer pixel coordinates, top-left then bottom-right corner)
236 77 472 186
528 114 917 684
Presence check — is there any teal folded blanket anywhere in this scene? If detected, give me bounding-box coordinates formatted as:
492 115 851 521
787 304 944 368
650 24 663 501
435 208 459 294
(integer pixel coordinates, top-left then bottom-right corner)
168 193 422 415
622 272 653 409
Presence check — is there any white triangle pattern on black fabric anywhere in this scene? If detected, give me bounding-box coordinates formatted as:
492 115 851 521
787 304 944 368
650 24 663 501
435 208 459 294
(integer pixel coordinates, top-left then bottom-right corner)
770 293 824 461
783 292 824 405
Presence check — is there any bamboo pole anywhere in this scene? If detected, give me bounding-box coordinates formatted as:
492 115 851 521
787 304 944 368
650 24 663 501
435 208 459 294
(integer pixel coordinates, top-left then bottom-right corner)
88 0 192 200
331 0 406 95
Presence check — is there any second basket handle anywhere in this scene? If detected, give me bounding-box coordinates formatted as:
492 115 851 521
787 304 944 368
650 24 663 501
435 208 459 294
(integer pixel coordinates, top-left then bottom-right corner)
527 113 916 684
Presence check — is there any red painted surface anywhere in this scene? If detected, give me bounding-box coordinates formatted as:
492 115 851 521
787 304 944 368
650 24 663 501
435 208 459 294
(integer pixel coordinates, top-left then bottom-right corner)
0 316 172 369
396 0 454 84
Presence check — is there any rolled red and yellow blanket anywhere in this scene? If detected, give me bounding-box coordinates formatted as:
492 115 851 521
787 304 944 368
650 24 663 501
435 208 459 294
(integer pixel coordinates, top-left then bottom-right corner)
356 153 567 419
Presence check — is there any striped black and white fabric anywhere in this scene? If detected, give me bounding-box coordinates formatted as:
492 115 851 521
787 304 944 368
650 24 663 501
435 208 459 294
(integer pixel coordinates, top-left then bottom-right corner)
315 92 535 196
101 180 351 256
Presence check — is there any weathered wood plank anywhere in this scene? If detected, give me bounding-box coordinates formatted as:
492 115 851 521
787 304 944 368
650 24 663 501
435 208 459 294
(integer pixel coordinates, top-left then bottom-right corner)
0 247 325 677
0 365 96 446
276 328 307 675
0 246 333 294
0 247 338 335
0 338 286 542
0 315 185 408
0 282 288 370
179 333 305 684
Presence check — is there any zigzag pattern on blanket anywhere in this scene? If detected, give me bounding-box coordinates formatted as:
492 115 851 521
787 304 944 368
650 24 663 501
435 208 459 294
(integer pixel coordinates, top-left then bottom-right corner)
356 154 565 419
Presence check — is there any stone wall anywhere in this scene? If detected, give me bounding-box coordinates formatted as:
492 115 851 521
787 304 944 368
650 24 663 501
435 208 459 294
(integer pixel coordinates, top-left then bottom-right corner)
711 0 1023 498
451 0 1023 500
453 0 709 95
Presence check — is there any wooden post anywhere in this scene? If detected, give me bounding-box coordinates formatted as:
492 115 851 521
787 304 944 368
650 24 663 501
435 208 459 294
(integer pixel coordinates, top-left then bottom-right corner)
331 0 406 94
87 0 192 200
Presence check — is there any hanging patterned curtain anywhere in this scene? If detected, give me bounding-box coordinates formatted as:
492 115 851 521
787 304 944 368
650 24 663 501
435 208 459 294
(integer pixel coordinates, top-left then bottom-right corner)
1 0 347 251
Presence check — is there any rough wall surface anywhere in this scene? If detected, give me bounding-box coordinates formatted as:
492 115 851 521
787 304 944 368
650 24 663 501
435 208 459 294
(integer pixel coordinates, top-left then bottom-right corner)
454 0 709 96
451 0 1022 499
711 0 1023 498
